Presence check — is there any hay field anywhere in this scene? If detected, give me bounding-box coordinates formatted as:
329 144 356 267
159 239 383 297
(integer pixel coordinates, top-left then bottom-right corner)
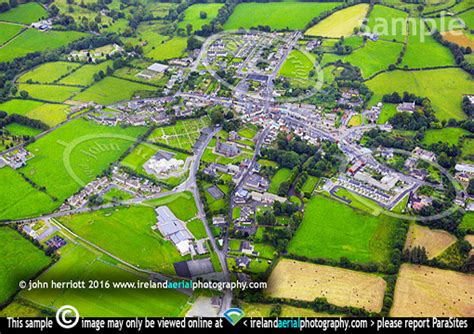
391 264 474 317
265 259 386 313
404 224 457 259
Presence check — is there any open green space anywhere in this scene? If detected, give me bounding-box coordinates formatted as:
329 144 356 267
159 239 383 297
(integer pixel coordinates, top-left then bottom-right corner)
224 2 342 30
460 212 474 233
0 227 51 304
73 76 156 105
376 103 397 124
366 5 408 42
4 123 42 137
18 62 81 84
366 68 474 120
268 168 291 194
0 29 87 63
144 191 197 222
178 3 224 33
59 61 113 87
58 206 184 274
0 2 47 24
19 244 190 316
288 195 399 264
0 22 24 45
16 84 80 103
187 219 207 239
422 127 469 146
305 4 370 38
279 49 315 84
302 175 318 194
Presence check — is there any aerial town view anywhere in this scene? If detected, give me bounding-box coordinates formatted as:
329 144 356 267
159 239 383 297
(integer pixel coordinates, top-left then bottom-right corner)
0 0 473 332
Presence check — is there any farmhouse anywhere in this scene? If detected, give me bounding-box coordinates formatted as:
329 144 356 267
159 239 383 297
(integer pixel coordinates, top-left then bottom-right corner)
412 147 436 162
397 102 416 113
154 206 194 256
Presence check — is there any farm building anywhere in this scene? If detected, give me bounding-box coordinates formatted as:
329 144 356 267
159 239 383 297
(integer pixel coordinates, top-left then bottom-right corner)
154 206 194 255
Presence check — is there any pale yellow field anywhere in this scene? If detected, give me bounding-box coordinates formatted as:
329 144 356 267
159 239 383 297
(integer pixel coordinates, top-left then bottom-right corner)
305 4 370 38
265 259 386 313
240 302 342 317
465 234 474 257
404 224 457 259
391 264 474 317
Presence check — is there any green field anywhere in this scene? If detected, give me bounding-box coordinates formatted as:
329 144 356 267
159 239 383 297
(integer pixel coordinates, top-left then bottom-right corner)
401 18 455 68
0 227 51 304
18 62 81 84
0 2 47 24
0 100 71 127
302 175 318 194
366 5 408 42
149 117 210 152
268 168 291 194
279 49 315 84
178 3 224 33
73 76 156 105
305 4 370 38
377 103 398 124
367 68 474 120
17 83 80 103
422 127 469 145
19 244 190 316
187 219 207 239
145 36 187 61
462 138 474 161
0 167 57 221
59 61 113 86
21 118 145 206
324 40 403 78
458 9 474 29
0 29 87 63
224 2 342 30
288 195 399 264
59 206 185 274
5 123 42 137
0 99 43 115
144 191 198 222
460 212 474 232
0 22 24 45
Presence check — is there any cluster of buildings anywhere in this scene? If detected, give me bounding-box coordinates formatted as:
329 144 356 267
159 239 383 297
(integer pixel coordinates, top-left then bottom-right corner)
137 62 169 80
68 44 124 63
0 148 33 169
143 150 186 179
61 176 109 210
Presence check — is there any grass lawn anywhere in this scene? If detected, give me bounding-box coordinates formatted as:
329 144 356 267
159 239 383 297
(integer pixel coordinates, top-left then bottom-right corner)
17 84 80 103
0 29 87 63
0 2 47 24
73 76 156 105
279 49 315 84
59 61 113 86
0 227 51 304
19 244 190 316
18 62 81 84
224 2 342 30
366 68 474 121
0 167 57 221
24 103 71 127
377 103 398 124
187 219 207 239
268 168 291 194
288 195 399 264
422 127 469 146
302 176 318 194
462 138 474 162
5 123 42 137
401 18 455 68
144 191 197 221
460 212 474 233
59 206 185 274
0 99 43 115
178 3 224 33
0 22 24 45
21 118 146 205
305 4 370 38
366 5 408 42
103 187 134 203
145 36 187 61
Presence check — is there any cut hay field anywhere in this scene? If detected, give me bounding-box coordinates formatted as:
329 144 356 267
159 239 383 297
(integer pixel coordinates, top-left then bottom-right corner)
401 19 455 68
21 118 146 205
224 2 342 30
16 84 80 103
366 5 408 42
391 264 474 317
404 224 457 259
149 117 210 152
268 168 291 194
0 2 47 24
0 100 71 127
442 30 474 48
305 4 370 38
0 167 57 221
0 227 52 304
18 62 81 84
73 76 156 105
19 244 190 316
58 206 185 274
0 29 87 63
422 127 469 145
366 68 474 121
0 22 24 45
178 3 224 33
59 61 113 86
324 40 403 78
266 259 386 313
287 195 399 264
